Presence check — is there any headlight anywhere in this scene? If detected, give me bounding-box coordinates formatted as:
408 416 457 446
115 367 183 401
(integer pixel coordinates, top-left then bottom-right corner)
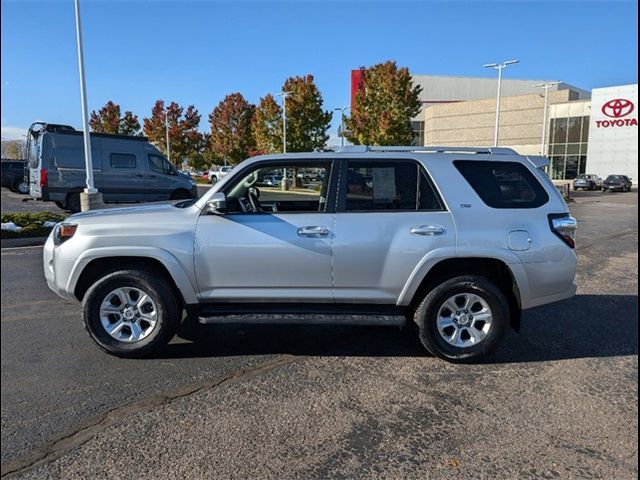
189 179 197 185
53 223 78 245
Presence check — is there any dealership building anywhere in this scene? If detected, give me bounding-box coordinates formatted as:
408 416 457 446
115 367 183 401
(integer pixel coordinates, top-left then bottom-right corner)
350 72 638 181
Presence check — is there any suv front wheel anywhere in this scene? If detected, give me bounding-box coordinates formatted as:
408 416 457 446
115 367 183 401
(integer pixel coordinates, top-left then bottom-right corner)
414 275 509 362
82 268 181 357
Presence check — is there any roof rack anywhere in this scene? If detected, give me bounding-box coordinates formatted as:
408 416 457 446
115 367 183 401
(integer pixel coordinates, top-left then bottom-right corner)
331 145 517 155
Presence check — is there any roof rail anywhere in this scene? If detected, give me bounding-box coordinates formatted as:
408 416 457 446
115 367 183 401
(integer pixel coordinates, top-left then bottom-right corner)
331 145 517 155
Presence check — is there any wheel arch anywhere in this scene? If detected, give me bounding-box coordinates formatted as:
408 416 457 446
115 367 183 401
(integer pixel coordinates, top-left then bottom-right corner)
71 251 198 306
405 257 522 331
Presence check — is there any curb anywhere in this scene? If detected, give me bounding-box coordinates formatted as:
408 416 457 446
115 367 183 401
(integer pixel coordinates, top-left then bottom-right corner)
0 236 48 249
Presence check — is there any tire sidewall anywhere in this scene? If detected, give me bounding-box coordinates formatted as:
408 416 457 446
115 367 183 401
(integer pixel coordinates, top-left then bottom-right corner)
416 276 509 362
83 270 179 357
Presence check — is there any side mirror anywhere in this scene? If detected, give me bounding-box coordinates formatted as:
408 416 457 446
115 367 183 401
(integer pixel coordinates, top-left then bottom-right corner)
206 192 227 214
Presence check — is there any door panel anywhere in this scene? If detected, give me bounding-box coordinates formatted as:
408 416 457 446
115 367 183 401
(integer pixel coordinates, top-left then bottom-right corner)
332 211 455 303
194 213 334 302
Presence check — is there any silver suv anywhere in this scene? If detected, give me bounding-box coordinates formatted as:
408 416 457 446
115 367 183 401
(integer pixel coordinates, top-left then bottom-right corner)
43 146 577 362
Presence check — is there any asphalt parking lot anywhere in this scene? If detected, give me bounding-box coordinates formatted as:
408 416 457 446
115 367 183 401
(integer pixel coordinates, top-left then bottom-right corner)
1 190 637 479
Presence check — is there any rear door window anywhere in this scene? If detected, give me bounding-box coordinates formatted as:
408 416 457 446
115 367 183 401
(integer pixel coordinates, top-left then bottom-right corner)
454 160 549 209
342 160 443 211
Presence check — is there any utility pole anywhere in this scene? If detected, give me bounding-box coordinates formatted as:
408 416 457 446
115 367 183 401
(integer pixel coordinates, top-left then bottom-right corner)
483 59 519 147
74 0 101 211
534 81 561 156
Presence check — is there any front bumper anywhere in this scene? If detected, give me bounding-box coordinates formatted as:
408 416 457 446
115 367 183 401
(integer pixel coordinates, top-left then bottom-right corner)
43 234 77 301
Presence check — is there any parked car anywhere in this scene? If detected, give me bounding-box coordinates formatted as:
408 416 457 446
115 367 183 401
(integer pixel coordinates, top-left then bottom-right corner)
209 166 233 183
262 174 283 187
1 160 29 194
573 174 602 191
43 146 577 362
26 122 197 212
601 175 633 192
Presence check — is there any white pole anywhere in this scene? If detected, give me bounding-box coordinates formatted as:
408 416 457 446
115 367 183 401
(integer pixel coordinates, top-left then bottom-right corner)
74 0 96 193
494 66 503 147
165 110 171 162
282 94 287 154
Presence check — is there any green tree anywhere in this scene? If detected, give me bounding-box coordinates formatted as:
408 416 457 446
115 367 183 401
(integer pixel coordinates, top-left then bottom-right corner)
252 94 283 154
143 100 204 164
282 75 332 152
346 61 422 145
90 101 142 136
209 93 256 165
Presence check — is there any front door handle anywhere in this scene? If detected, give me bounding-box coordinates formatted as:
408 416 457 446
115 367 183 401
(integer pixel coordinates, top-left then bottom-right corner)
410 225 446 236
297 226 330 238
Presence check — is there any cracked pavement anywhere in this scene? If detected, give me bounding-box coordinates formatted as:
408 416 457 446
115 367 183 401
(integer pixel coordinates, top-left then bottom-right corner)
1 190 637 479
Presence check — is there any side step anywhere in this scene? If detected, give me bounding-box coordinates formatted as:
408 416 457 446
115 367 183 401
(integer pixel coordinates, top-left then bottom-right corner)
195 303 408 327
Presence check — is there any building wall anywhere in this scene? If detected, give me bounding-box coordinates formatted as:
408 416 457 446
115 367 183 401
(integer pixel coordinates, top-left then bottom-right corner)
423 89 577 155
586 84 638 182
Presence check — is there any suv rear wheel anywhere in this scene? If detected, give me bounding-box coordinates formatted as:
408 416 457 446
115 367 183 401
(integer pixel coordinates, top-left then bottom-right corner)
82 268 181 357
413 275 509 362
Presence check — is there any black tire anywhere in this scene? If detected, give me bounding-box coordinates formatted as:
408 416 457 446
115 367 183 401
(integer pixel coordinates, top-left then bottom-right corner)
55 201 66 209
65 192 81 213
170 189 191 200
82 268 181 358
413 275 509 362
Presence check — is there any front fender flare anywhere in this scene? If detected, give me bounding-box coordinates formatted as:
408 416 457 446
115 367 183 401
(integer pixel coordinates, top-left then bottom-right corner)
67 246 199 304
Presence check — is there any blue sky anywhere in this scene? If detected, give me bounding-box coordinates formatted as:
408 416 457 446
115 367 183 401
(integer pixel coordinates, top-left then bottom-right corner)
1 0 638 142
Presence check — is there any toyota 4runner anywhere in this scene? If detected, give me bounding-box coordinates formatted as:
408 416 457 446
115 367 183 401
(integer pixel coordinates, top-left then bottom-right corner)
43 146 577 362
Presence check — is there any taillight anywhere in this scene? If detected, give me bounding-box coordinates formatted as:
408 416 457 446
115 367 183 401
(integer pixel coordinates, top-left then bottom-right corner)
548 213 577 249
40 168 48 187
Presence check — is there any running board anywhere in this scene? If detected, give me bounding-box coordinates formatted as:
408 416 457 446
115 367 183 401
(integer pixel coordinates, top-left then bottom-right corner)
198 315 406 327
195 303 408 326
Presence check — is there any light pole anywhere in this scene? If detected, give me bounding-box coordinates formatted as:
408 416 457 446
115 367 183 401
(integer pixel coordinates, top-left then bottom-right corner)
334 107 349 147
165 110 171 162
533 81 561 156
483 59 519 146
74 0 100 210
277 91 290 190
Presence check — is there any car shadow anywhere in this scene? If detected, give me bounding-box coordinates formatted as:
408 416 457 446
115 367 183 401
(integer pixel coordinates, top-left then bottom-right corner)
161 294 637 363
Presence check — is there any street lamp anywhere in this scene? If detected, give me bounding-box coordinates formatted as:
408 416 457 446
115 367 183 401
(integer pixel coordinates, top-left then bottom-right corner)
483 59 519 146
165 109 171 162
533 81 561 156
74 0 100 211
334 107 349 147
276 91 290 191
276 91 290 153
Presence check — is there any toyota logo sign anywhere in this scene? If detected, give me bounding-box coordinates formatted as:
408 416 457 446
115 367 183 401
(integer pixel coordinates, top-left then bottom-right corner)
602 98 635 118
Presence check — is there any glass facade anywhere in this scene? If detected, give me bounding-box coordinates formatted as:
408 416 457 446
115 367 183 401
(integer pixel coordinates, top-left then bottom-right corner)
411 121 425 146
547 115 590 179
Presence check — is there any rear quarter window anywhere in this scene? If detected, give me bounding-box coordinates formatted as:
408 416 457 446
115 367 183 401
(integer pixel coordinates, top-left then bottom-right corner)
454 160 549 209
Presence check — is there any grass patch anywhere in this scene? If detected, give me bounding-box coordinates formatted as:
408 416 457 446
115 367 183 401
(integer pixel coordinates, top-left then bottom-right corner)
1 211 67 239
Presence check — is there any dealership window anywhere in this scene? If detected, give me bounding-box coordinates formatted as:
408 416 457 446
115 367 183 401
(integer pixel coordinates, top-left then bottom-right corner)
547 115 590 180
411 121 425 146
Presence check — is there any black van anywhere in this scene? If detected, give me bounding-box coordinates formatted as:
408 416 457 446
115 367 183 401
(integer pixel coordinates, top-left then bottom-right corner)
27 123 197 212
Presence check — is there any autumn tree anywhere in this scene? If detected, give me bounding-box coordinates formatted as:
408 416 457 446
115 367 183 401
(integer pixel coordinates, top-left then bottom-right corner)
90 101 141 136
252 94 283 154
346 61 422 145
209 93 256 165
143 100 204 164
2 141 23 159
282 75 332 152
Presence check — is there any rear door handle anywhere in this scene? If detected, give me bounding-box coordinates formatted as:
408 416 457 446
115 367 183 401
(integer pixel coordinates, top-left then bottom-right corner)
297 226 330 238
410 225 446 236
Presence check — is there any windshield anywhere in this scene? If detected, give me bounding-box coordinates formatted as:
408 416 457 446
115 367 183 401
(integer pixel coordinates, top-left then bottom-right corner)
606 175 623 181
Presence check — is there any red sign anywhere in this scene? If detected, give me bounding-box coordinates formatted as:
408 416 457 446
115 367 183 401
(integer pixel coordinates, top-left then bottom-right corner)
596 98 637 128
